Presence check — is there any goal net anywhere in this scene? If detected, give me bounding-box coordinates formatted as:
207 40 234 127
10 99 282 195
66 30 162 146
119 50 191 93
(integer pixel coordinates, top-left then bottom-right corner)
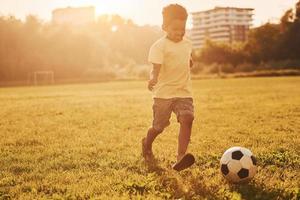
28 71 55 85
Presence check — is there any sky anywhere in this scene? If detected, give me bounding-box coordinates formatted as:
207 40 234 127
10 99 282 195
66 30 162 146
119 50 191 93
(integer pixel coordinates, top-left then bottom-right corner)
0 0 298 27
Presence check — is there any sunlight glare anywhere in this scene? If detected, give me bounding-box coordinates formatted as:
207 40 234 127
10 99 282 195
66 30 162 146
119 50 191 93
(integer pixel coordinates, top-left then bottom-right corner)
111 25 118 32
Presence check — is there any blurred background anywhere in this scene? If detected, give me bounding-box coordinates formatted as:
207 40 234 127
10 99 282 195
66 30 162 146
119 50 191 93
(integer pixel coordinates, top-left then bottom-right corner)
0 0 299 86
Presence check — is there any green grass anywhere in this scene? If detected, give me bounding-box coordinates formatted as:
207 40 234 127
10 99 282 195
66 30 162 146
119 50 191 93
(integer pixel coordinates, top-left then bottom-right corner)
0 77 299 199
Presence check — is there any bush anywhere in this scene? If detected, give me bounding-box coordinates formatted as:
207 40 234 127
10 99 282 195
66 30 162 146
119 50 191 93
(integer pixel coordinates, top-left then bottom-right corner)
206 63 220 74
235 63 258 72
191 62 205 74
221 64 235 73
265 60 300 69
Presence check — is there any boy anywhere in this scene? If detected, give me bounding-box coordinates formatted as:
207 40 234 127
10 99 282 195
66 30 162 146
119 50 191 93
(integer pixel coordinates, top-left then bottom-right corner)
142 4 195 171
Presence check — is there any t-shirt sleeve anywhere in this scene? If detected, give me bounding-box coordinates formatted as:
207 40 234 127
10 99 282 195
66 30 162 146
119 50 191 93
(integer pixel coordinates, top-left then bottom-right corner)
148 41 163 64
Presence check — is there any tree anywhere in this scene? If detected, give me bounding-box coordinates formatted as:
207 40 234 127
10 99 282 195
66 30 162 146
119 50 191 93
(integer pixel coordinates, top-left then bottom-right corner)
278 0 300 60
280 9 294 32
200 41 231 64
0 14 163 83
198 41 246 74
245 23 280 63
296 0 300 19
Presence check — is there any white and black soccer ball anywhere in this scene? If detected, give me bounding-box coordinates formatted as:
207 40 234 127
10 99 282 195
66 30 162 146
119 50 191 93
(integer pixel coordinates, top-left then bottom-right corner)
220 147 257 183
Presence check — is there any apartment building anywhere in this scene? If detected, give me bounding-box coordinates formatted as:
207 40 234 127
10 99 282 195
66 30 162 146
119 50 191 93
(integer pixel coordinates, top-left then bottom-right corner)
190 7 254 48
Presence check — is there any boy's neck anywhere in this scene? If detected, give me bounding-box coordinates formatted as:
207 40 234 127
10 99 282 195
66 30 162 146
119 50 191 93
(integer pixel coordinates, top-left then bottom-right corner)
166 35 183 43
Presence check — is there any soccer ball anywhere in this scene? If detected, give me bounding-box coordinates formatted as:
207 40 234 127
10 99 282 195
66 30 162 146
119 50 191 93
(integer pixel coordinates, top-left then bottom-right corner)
220 147 257 183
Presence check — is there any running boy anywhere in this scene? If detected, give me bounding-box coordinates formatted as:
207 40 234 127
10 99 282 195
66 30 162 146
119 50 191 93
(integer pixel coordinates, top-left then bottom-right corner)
142 4 195 171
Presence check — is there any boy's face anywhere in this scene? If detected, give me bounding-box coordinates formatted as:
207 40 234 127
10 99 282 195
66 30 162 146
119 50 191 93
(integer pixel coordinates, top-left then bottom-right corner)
164 19 186 43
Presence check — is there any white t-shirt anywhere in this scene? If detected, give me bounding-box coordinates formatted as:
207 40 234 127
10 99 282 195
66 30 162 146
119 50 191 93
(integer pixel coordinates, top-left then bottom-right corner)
148 36 193 99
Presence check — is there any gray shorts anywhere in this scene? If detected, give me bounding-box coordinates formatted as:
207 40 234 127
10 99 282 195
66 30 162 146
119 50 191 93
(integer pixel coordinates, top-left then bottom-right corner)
152 97 194 132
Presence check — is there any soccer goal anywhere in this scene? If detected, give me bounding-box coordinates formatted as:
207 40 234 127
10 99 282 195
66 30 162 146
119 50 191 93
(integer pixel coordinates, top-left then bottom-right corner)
28 71 55 85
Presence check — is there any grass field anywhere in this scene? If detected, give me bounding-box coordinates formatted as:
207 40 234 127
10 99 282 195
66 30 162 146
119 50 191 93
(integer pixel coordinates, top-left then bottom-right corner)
0 77 299 199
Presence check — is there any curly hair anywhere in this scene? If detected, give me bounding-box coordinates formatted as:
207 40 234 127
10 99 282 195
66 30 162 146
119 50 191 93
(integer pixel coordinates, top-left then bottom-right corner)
162 4 188 28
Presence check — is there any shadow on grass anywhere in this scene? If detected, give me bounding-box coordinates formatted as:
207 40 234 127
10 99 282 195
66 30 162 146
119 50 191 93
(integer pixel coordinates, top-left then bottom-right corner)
143 158 220 199
231 182 297 200
143 158 165 175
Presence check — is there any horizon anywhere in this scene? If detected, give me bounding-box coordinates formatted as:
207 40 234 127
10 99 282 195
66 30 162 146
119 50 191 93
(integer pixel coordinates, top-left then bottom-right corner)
0 0 298 27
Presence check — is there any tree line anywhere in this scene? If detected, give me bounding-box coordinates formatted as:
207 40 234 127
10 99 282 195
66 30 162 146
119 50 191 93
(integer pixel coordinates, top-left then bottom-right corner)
193 0 300 74
0 1 299 84
0 14 162 83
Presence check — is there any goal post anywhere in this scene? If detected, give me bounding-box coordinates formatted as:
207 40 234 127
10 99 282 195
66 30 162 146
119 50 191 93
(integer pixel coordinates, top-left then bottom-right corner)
28 71 55 85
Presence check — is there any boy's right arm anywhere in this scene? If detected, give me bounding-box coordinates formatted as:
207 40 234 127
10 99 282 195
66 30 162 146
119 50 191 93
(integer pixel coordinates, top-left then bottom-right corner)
148 63 161 91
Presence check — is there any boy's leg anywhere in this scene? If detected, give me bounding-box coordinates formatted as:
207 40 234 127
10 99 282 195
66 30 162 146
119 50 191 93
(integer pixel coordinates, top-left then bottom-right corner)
144 127 162 152
143 98 172 157
173 98 194 161
177 114 194 161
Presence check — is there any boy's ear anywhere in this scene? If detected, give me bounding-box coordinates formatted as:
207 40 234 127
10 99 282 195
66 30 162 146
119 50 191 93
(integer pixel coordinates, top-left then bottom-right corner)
162 24 167 31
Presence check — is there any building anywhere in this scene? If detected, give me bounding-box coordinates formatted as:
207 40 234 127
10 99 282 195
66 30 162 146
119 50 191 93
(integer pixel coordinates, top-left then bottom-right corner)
190 7 254 49
52 6 95 26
